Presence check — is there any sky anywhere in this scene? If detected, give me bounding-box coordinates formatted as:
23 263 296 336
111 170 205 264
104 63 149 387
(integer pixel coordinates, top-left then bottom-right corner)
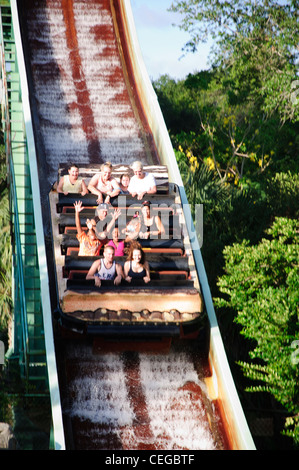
130 0 213 81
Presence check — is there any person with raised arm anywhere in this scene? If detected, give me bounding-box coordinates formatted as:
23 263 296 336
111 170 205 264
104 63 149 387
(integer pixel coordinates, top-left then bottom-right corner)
73 200 102 256
87 203 122 244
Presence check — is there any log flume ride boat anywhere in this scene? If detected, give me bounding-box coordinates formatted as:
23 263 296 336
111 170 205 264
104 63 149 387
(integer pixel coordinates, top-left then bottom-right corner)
7 0 255 450
50 163 205 343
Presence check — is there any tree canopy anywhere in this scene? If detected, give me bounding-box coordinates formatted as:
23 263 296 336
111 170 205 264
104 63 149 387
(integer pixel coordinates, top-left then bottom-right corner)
214 217 299 444
169 0 299 122
153 0 299 447
0 149 12 330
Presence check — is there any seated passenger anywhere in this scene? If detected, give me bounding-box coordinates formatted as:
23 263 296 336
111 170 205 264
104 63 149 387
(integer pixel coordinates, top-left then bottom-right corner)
124 241 150 284
88 203 122 244
57 163 88 196
119 173 131 195
128 161 157 200
74 200 102 256
122 210 141 241
86 245 123 287
87 161 120 204
139 201 165 239
107 226 125 256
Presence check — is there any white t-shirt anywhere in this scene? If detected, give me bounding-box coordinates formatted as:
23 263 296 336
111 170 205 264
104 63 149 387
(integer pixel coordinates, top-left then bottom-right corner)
128 172 156 194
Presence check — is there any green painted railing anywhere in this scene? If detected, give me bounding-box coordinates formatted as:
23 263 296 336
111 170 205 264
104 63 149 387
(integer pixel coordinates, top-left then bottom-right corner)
0 3 42 387
0 5 27 374
0 2 65 449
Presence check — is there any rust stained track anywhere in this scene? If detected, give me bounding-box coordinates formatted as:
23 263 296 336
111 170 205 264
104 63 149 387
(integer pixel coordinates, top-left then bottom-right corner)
61 0 101 161
21 0 159 188
122 353 156 449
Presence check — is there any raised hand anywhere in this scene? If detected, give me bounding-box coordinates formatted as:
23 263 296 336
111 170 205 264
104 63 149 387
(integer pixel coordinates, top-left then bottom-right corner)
74 200 84 212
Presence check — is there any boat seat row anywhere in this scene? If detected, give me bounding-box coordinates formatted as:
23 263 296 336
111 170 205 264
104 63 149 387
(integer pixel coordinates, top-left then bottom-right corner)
56 163 170 211
58 162 169 189
60 235 184 254
57 212 182 235
64 253 189 271
63 252 191 290
65 246 184 256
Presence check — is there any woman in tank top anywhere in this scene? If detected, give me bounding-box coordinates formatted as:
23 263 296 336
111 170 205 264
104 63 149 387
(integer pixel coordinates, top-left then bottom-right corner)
124 241 150 284
139 201 165 239
57 163 88 195
86 245 123 287
87 161 120 204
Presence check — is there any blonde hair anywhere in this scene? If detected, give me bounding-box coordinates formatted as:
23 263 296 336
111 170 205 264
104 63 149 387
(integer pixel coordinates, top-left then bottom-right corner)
132 160 143 171
101 161 113 171
104 244 115 253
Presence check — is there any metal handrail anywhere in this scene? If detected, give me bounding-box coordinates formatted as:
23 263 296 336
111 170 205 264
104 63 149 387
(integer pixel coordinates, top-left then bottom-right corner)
10 0 66 448
9 153 30 369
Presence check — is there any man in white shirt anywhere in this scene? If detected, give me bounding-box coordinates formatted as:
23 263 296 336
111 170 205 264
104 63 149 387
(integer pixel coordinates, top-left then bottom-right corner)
128 161 157 200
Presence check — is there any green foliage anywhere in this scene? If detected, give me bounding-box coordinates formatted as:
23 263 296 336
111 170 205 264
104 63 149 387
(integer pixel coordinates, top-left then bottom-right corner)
170 0 299 122
153 0 299 447
266 171 299 218
157 0 299 189
0 146 12 331
176 150 227 214
153 74 201 134
154 71 298 188
176 142 299 444
214 218 299 443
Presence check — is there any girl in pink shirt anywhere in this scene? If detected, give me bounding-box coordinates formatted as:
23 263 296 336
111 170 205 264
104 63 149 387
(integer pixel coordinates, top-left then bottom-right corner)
107 226 125 256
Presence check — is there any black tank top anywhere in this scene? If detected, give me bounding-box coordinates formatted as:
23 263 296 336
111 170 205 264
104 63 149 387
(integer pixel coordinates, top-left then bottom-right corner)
128 261 146 279
140 216 159 233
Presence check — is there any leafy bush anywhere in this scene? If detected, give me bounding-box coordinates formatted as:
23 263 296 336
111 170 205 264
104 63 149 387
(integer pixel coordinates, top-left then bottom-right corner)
0 149 12 331
266 171 299 218
215 217 299 443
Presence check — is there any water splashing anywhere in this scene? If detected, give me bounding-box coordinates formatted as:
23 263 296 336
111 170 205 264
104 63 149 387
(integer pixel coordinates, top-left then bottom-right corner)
138 352 216 450
66 353 135 427
65 347 216 450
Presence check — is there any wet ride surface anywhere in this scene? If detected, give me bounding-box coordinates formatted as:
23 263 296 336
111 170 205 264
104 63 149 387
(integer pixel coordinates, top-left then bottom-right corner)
57 338 229 450
21 0 158 188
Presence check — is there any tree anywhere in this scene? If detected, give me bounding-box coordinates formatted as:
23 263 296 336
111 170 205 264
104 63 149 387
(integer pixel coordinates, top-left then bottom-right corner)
169 0 299 123
153 74 201 134
214 217 299 444
154 71 298 191
0 148 12 331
